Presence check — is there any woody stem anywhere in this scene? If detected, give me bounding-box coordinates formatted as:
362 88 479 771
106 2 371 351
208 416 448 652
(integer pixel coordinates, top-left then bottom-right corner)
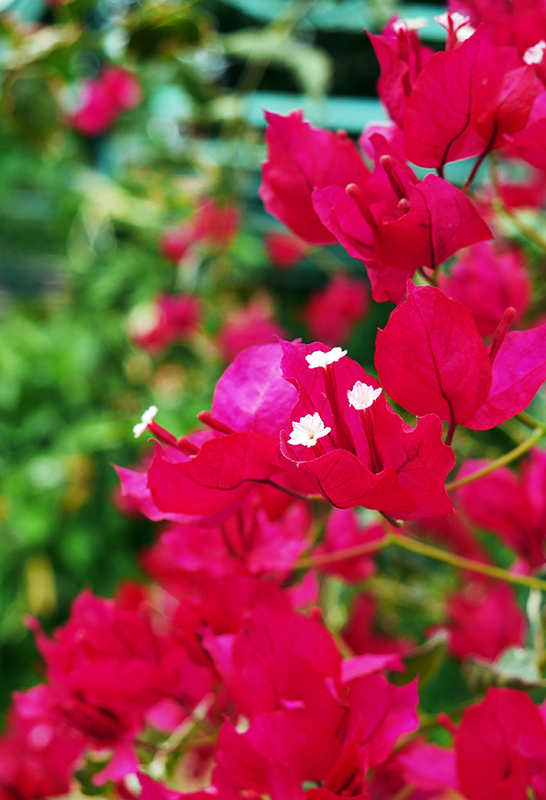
445 424 546 491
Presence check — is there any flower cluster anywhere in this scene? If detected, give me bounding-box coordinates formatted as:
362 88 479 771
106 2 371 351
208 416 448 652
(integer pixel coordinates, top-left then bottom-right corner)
5 4 546 800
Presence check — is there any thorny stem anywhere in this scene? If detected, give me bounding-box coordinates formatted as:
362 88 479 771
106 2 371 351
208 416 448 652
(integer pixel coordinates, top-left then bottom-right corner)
445 425 546 491
295 532 546 592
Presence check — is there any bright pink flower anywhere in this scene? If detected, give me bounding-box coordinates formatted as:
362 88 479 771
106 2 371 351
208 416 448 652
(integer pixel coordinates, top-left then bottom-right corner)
158 223 195 264
443 582 526 661
370 741 459 799
509 117 546 171
279 340 455 519
259 111 371 245
345 674 419 768
368 18 433 126
28 586 212 783
213 670 418 795
304 274 369 346
115 432 238 527
375 283 546 431
449 0 546 53
312 508 383 582
143 490 310 580
214 710 343 794
204 605 343 725
218 296 287 362
437 241 531 338
209 341 299 436
261 115 490 302
0 686 83 800
101 66 142 112
129 294 201 353
311 137 491 294
457 450 546 570
147 344 300 516
69 66 141 137
193 198 241 249
265 231 308 268
138 774 236 800
149 433 280 516
404 28 540 170
455 688 546 800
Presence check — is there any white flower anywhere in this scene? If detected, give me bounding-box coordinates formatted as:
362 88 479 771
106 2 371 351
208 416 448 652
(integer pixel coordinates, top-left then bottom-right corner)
392 16 428 34
347 381 382 410
435 11 475 39
133 405 158 438
524 41 546 65
288 413 332 448
306 347 347 369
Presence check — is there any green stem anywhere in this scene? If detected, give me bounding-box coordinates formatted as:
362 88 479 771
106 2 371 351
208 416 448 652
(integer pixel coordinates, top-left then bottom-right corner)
295 536 390 570
296 533 546 592
516 411 541 429
494 199 546 253
390 534 546 592
445 425 545 492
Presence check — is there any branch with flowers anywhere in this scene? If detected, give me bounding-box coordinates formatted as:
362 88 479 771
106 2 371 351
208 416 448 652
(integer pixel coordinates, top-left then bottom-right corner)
4 2 546 800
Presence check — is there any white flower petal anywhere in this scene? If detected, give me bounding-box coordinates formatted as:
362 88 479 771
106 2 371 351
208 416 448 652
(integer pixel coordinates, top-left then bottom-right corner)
288 412 332 447
524 41 546 65
133 405 158 438
306 347 348 370
347 381 382 411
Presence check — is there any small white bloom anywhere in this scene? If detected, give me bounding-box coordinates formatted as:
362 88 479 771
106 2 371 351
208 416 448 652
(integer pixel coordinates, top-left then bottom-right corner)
524 40 546 65
133 405 158 438
288 413 332 448
392 16 428 34
306 347 347 369
435 11 475 39
347 381 382 411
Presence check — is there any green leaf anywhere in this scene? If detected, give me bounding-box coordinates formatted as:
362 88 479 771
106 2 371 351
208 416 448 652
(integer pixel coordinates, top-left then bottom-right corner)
390 631 448 687
464 647 546 692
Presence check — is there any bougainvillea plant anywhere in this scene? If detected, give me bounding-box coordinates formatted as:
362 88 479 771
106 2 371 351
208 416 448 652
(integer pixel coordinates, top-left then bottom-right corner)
4 5 546 800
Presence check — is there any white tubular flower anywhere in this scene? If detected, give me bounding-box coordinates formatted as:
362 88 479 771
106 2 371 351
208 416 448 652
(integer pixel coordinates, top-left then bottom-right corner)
133 405 159 438
347 381 382 411
435 11 475 39
524 40 546 65
392 16 428 34
288 413 332 448
306 347 348 369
